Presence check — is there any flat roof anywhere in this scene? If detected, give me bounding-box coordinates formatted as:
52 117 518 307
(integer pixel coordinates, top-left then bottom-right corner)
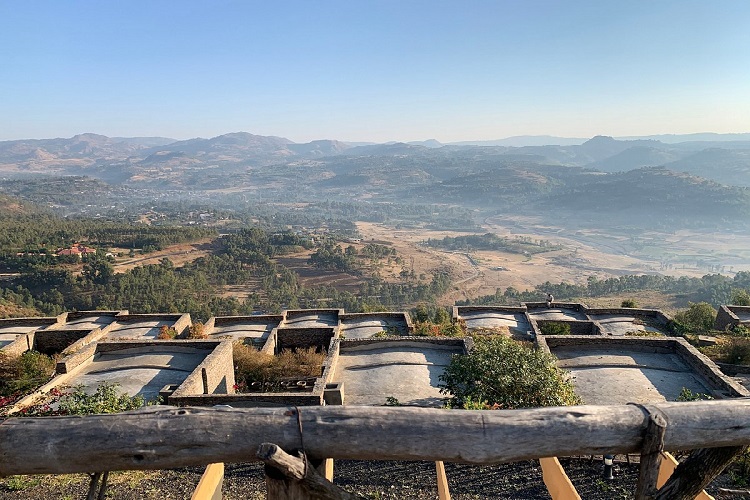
340 316 409 340
528 308 588 321
337 341 463 407
460 310 531 334
104 319 179 340
587 314 667 337
553 345 713 405
65 345 208 400
283 312 339 327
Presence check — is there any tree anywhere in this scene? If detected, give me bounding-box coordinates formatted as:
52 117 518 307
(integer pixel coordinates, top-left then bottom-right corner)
731 289 750 306
673 302 716 333
439 336 580 409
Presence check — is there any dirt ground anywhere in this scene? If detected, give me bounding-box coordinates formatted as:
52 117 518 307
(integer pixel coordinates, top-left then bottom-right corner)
106 218 750 309
111 238 216 274
356 219 750 305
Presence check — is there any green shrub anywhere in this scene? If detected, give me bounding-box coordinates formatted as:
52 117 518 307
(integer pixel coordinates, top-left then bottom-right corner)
539 322 571 336
439 335 581 409
673 302 716 334
702 337 750 365
676 387 713 402
0 351 56 398
621 299 638 308
16 382 147 417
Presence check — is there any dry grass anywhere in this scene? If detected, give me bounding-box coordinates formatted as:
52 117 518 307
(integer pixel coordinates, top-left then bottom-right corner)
233 343 325 391
187 322 207 339
156 325 178 340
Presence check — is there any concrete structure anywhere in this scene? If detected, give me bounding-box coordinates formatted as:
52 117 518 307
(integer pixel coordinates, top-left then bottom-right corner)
204 315 282 348
102 313 191 341
454 303 671 338
339 312 413 339
716 305 750 331
537 336 749 405
45 310 122 332
0 315 65 355
281 309 341 328
453 306 530 339
334 338 469 407
55 340 233 401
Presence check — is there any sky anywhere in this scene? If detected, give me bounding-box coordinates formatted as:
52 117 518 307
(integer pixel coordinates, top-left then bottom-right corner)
1 0 749 143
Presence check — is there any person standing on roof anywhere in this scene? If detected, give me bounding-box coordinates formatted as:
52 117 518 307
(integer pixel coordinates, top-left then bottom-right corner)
546 293 554 308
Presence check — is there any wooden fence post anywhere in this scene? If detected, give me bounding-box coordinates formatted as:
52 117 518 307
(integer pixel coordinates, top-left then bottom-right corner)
435 461 451 500
257 443 364 500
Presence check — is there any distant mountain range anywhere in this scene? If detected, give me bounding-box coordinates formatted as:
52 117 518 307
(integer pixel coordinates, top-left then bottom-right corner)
1 130 750 231
0 130 749 195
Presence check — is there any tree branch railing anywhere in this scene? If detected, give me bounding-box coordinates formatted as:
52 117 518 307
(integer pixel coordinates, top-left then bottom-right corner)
1 400 749 499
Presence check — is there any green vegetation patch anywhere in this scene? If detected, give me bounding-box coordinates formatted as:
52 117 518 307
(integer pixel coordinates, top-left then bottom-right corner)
426 233 561 255
439 335 580 409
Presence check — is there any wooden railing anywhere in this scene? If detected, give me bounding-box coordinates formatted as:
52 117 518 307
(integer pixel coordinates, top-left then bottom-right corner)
1 400 748 499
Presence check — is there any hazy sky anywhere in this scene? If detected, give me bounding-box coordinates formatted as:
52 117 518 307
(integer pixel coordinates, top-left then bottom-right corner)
1 1 749 143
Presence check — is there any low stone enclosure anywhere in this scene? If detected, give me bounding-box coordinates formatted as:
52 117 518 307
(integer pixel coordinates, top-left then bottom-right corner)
454 302 672 338
537 335 750 405
715 304 750 330
333 337 470 407
8 340 235 412
0 314 67 355
7 303 750 417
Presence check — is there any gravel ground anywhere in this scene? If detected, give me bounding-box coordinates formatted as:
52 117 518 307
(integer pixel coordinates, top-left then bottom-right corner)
0 458 743 499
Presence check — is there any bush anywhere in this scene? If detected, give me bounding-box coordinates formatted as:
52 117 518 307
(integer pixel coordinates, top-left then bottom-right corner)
731 289 750 306
702 337 750 365
187 321 207 339
621 299 638 308
539 322 571 336
156 325 178 340
0 351 56 398
729 449 750 487
15 382 146 417
673 302 716 334
233 343 325 391
439 335 581 409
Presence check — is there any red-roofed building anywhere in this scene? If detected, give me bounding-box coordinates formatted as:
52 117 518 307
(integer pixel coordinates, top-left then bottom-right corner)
57 244 97 257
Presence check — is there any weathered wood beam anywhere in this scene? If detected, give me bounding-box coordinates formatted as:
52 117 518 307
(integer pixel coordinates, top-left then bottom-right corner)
257 443 364 500
634 408 667 500
0 401 749 476
654 446 746 500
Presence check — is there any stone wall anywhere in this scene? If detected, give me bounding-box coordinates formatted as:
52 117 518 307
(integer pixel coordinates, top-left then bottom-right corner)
168 392 323 407
672 339 750 398
284 308 342 323
276 328 336 352
453 305 527 318
537 335 678 355
339 312 414 332
167 340 235 398
33 329 100 356
114 313 192 336
0 334 33 357
212 314 284 328
715 305 746 331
